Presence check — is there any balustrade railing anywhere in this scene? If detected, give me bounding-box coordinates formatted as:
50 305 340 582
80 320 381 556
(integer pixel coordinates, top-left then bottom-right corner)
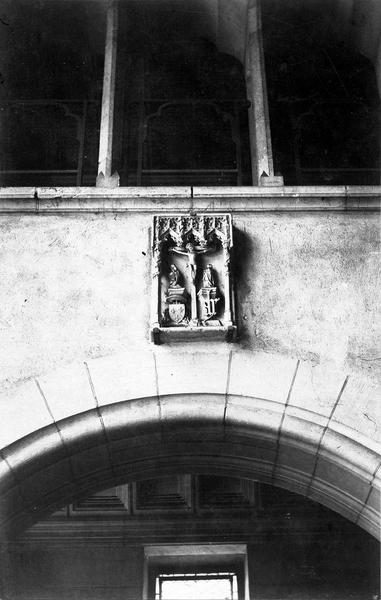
270 98 380 185
0 99 100 187
1 97 379 187
117 98 251 186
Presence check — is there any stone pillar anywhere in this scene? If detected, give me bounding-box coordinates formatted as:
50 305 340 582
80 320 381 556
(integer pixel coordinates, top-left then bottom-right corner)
377 41 381 184
150 240 162 343
189 268 198 325
222 240 233 327
245 0 283 187
96 0 120 187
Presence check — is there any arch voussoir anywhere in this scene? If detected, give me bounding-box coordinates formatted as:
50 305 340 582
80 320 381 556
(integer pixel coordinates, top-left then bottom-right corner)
0 352 380 539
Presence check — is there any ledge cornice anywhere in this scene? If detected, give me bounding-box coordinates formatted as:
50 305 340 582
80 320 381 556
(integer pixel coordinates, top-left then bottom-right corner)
0 186 379 213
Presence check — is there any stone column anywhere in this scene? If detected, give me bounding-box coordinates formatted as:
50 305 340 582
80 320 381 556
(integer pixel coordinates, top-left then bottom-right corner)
150 240 162 342
222 240 233 327
245 0 283 186
96 0 120 187
189 278 198 325
377 41 381 183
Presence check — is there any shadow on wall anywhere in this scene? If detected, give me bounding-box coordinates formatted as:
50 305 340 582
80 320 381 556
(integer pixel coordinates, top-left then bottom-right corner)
231 227 260 346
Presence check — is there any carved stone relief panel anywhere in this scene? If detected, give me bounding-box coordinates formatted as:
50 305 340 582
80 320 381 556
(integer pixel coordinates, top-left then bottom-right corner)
151 214 236 343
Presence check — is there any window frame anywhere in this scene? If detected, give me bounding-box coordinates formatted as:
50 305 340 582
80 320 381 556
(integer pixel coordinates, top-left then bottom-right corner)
143 544 249 600
155 571 238 600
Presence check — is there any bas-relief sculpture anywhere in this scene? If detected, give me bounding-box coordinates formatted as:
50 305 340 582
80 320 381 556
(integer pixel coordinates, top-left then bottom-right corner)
151 214 236 343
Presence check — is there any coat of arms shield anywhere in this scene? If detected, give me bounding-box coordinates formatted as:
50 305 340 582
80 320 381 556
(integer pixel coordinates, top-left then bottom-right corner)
168 301 186 324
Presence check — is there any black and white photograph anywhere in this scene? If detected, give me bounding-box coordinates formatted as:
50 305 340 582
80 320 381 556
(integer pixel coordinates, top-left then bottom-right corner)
0 0 380 598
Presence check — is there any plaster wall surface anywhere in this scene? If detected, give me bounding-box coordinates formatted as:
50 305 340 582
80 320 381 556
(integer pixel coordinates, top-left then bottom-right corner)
0 211 379 392
0 207 380 537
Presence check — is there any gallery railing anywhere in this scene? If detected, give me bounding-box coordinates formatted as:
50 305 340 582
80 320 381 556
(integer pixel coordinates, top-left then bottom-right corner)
0 99 100 187
115 98 252 186
270 99 380 185
1 98 379 187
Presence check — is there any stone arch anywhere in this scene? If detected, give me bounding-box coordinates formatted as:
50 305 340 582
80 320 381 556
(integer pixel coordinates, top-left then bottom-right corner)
0 349 379 539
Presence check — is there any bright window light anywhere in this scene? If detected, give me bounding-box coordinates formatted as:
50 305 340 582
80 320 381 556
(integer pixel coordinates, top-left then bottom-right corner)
155 572 238 600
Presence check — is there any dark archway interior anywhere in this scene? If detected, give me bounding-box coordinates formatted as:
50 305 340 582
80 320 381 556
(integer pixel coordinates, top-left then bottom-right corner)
1 396 380 599
5 475 380 600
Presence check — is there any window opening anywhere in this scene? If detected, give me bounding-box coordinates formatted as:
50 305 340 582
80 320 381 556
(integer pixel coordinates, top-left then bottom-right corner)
113 4 252 186
0 0 105 187
262 2 380 185
155 572 239 600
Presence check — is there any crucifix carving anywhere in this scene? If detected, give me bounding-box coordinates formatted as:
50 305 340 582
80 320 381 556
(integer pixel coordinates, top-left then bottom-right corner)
170 242 214 324
151 214 236 343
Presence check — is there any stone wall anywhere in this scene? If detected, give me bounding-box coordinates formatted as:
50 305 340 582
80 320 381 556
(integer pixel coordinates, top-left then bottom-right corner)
0 209 379 391
3 531 379 599
0 195 380 538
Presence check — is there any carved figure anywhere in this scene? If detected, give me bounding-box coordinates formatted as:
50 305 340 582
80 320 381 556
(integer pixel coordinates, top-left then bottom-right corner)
198 264 219 321
165 264 187 325
171 242 211 283
202 264 215 288
169 264 181 288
